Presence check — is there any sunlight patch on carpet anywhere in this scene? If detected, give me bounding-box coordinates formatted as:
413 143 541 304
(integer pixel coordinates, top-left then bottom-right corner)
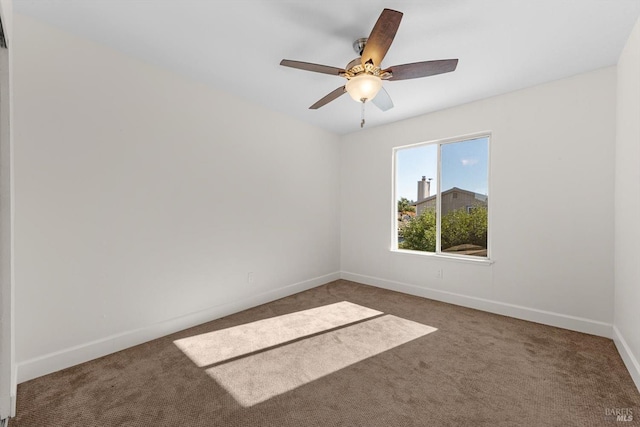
207 315 437 407
173 301 382 366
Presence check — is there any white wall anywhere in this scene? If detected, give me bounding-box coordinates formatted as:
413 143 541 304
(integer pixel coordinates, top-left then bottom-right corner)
0 0 14 417
341 67 616 336
614 16 640 392
13 14 340 382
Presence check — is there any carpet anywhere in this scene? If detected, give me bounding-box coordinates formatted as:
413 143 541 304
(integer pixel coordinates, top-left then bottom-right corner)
9 280 640 427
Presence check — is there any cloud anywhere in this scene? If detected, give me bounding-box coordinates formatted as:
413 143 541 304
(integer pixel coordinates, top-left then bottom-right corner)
461 158 479 166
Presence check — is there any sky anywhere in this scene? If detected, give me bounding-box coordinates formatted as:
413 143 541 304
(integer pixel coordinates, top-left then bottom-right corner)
395 137 489 202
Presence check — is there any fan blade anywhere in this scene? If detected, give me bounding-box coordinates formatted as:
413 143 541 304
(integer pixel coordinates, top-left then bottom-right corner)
372 87 393 111
384 59 458 81
280 60 345 76
309 86 346 109
361 9 403 67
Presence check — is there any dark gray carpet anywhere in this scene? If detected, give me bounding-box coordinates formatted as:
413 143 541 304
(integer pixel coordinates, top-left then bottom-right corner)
10 280 640 426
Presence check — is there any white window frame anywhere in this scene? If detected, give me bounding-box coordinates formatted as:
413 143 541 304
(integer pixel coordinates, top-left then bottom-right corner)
392 131 492 263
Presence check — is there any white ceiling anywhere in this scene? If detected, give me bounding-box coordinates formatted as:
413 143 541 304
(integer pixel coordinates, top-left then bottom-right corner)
14 0 640 135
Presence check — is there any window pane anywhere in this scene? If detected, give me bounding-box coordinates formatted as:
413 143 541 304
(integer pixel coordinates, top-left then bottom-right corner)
440 137 489 257
396 144 437 252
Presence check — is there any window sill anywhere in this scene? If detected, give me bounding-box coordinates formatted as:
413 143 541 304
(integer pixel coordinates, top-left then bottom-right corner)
390 248 494 265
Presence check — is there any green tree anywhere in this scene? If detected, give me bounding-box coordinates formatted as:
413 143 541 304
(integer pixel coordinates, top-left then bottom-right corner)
397 197 416 213
441 208 471 249
467 206 488 247
401 206 487 252
399 208 436 252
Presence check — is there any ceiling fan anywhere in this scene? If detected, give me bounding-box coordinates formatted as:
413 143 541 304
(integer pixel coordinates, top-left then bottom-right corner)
280 8 458 126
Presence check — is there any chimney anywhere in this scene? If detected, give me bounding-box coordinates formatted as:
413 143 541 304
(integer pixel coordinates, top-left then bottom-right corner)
417 176 431 201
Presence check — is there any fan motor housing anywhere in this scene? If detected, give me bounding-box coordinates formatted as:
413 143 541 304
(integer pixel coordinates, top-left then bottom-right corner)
344 57 387 79
344 39 390 79
352 37 368 55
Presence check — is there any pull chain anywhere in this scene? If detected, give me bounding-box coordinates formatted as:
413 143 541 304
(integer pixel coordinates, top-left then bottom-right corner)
360 98 366 128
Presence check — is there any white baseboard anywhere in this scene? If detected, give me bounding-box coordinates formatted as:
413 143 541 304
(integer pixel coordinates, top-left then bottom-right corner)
613 326 640 393
340 271 613 338
17 272 341 384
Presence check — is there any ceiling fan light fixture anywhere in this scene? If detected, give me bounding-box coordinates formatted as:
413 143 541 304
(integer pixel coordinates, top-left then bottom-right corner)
345 73 382 102
280 9 458 114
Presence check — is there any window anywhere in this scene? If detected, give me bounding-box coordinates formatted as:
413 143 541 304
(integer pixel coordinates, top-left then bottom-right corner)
394 133 490 259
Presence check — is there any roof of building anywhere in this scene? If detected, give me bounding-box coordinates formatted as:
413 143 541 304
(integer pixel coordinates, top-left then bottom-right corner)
414 187 488 206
